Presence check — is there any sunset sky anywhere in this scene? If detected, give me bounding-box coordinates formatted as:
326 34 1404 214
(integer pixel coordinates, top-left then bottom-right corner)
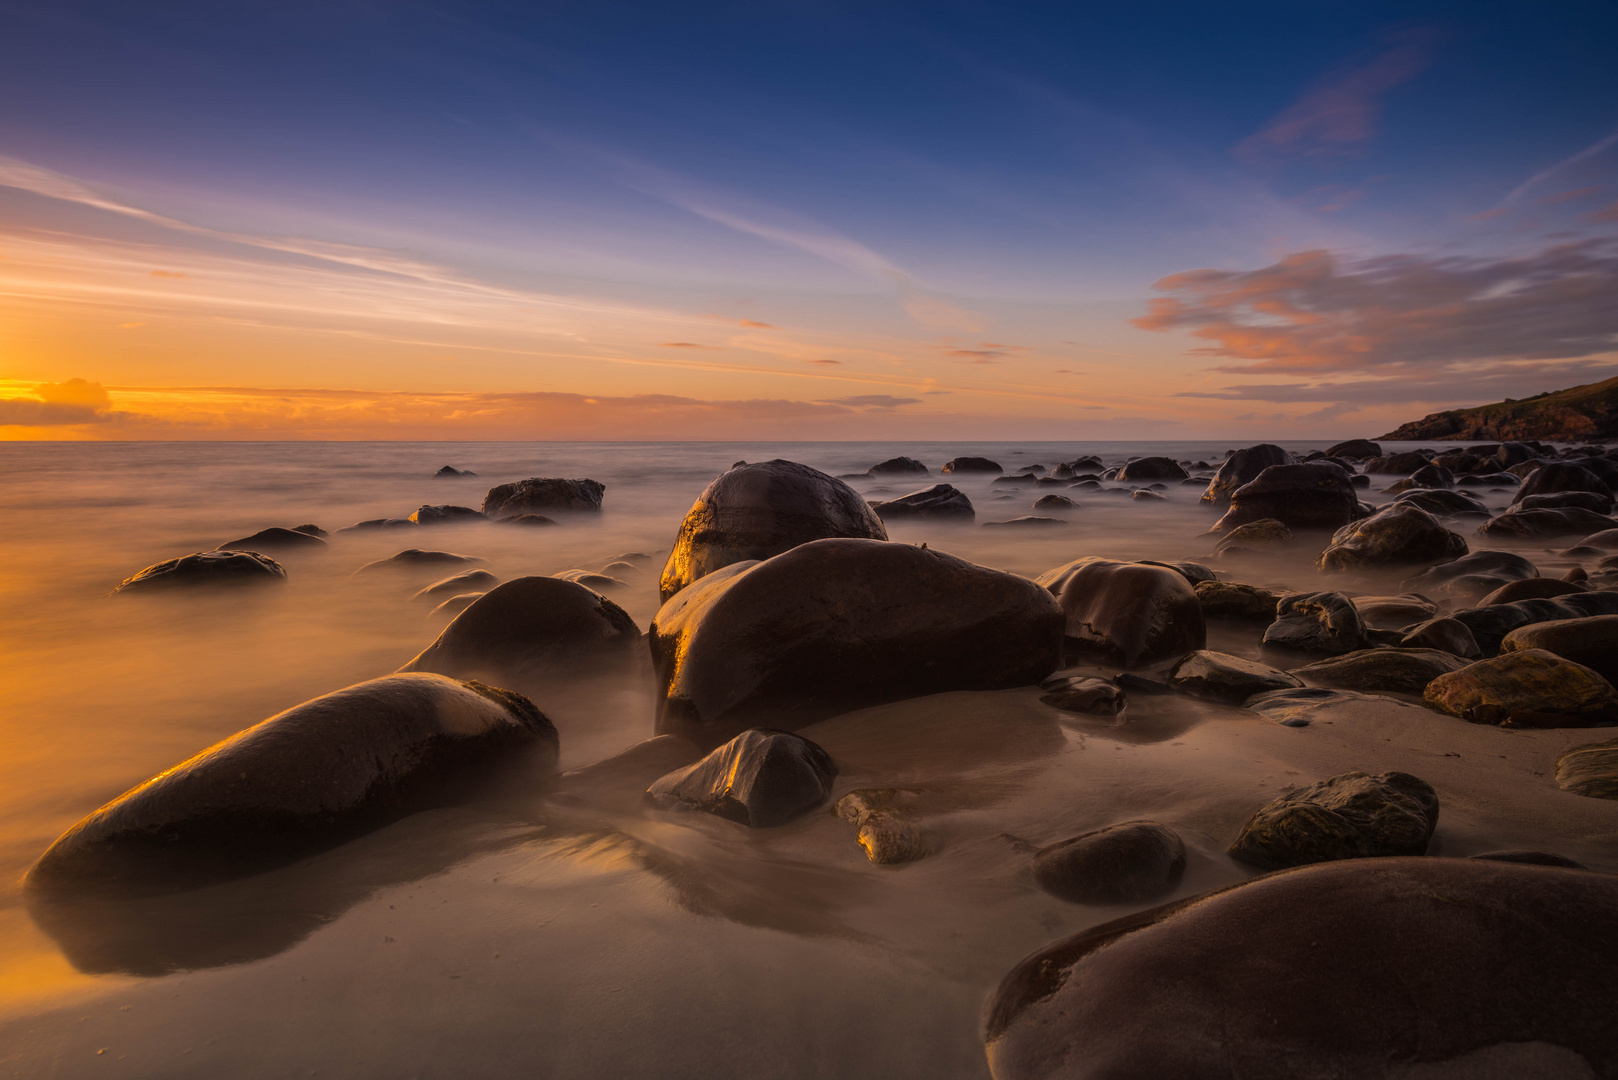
2 0 1616 440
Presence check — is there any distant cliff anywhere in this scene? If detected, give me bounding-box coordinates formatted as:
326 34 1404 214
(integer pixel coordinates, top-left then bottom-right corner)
1379 375 1618 442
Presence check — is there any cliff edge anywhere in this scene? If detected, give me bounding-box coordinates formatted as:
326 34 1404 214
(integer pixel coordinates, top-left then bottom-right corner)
1379 375 1618 442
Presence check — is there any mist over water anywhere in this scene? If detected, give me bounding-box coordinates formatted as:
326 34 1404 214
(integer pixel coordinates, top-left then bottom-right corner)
0 439 1599 1078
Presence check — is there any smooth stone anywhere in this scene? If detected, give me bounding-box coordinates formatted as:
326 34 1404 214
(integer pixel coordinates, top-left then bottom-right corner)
833 787 923 825
1519 490 1614 513
1292 647 1467 694
552 569 627 590
1032 494 1078 511
1211 463 1361 533
428 592 483 619
1229 769 1438 869
1479 506 1618 539
1352 593 1438 629
1577 528 1618 550
1194 580 1281 622
1513 461 1612 504
1449 592 1618 653
114 550 286 594
1401 550 1538 603
1382 463 1454 493
1201 443 1289 506
1168 650 1300 704
1394 488 1487 517
1244 686 1408 725
1032 821 1186 905
498 514 556 527
1424 648 1618 727
1214 518 1291 554
992 474 1038 486
1477 578 1587 605
1470 849 1588 869
600 560 639 575
1501 614 1618 683
1555 737 1618 799
1115 456 1188 482
645 729 835 828
1317 503 1467 571
481 477 604 518
940 456 1002 474
1141 560 1217 585
290 524 326 537
1326 439 1381 459
1038 676 1126 715
866 456 930 476
1365 451 1435 474
216 527 326 552
1262 591 1366 655
408 504 485 526
353 549 480 574
1038 558 1206 668
983 516 1065 527
336 517 417 532
411 568 500 599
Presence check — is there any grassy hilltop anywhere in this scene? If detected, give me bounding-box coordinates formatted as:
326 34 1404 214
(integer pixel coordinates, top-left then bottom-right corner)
1379 375 1618 442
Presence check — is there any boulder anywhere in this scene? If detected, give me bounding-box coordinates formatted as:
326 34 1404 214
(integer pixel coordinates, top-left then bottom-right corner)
1261 591 1366 655
1365 451 1433 473
1213 518 1292 554
1194 581 1281 622
409 504 485 526
1038 676 1126 715
983 516 1065 528
1477 578 1587 605
400 576 640 681
1519 490 1614 514
1326 439 1381 460
1142 560 1216 586
1579 529 1618 550
1292 648 1467 694
336 517 416 532
1513 461 1612 504
1401 550 1538 603
650 538 1063 747
1017 465 1048 476
411 568 499 600
216 527 326 552
1392 488 1486 516
1449 592 1618 653
1210 463 1360 533
1032 821 1186 905
992 474 1038 486
645 729 835 828
552 569 626 590
1424 649 1618 726
1478 506 1618 539
1229 770 1438 869
660 459 887 601
854 812 928 864
481 477 604 518
1351 594 1437 629
1168 650 1300 703
290 524 326 537
1556 738 1618 799
498 514 556 527
428 593 483 620
1031 494 1078 511
1501 614 1618 683
1037 559 1206 668
114 550 286 594
435 465 475 477
26 675 555 895
354 549 480 574
1382 463 1453 494
866 456 929 476
1116 456 1188 482
869 483 974 521
1244 687 1402 725
940 457 1002 474
1316 503 1467 571
983 858 1618 1080
1129 489 1167 502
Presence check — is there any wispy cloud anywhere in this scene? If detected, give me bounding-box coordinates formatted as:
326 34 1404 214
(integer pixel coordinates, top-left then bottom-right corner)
0 378 115 426
1495 129 1618 211
816 394 921 410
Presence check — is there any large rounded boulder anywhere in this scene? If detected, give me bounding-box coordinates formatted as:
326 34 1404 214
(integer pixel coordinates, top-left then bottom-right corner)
1036 559 1205 668
27 675 556 895
399 576 640 681
659 459 887 602
114 550 287 594
650 538 1063 748
1211 463 1360 533
1424 649 1618 727
1116 456 1188 482
1316 503 1468 571
645 729 836 828
1501 615 1618 684
1200 444 1289 506
1513 461 1611 504
983 857 1618 1080
481 477 604 518
871 483 974 521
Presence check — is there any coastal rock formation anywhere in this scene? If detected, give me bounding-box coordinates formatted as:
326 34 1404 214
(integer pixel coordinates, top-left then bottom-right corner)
1351 593 1438 628
659 459 887 601
26 674 556 894
481 477 605 518
1039 676 1126 715
1032 821 1186 905
940 456 1001 474
434 465 475 477
1194 581 1281 622
866 456 929 476
1037 558 1205 668
1501 615 1618 683
114 550 287 594
216 527 326 552
408 504 485 525
400 576 640 681
1210 463 1361 533
1261 591 1366 655
983 858 1618 1080
650 538 1063 747
870 483 974 521
1379 374 1618 440
1201 444 1290 506
1115 456 1188 482
645 729 835 828
1168 650 1300 703
1424 648 1618 726
1292 648 1467 694
1317 503 1468 570
1229 770 1438 869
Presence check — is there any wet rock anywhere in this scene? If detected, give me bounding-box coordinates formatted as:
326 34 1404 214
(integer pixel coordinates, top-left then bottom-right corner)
1211 463 1360 533
337 517 417 532
940 456 1002 474
1292 648 1467 694
1116 456 1188 482
1477 578 1587 605
645 729 835 828
411 568 499 600
408 504 485 526
1129 489 1167 502
1017 465 1048 476
1479 506 1618 539
833 787 922 824
1229 770 1438 869
1038 559 1206 668
1501 615 1618 684
984 515 1065 527
1457 471 1521 487
1326 439 1380 459
1382 463 1453 494
1449 591 1618 653
26 675 555 895
660 459 887 601
114 550 287 594
216 527 326 552
1555 738 1618 799
1244 686 1403 725
651 538 1063 747
1039 676 1126 715
992 474 1038 487
435 465 475 477
1317 505 1469 571
1513 461 1612 504
1194 580 1280 621
1470 850 1588 869
855 813 928 864
354 549 481 574
400 576 640 680
1401 549 1538 603
983 857 1618 1080
1578 528 1618 550
1032 821 1186 905
1351 593 1437 629
290 524 326 537
1262 591 1365 654
1365 451 1433 474
498 514 556 527
1032 494 1078 511
870 483 974 521
1168 650 1300 703
1425 648 1618 726
428 593 483 619
867 456 929 476
481 477 605 518
552 569 626 590
1143 560 1216 585
1394 488 1487 516
1520 490 1614 514
1213 518 1292 554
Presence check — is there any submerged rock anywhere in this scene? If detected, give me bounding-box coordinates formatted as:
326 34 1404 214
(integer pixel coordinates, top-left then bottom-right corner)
1401 549 1538 603
651 538 1063 747
940 456 1002 474
1037 559 1206 668
1470 849 1588 869
1194 580 1281 622
481 477 605 518
1168 650 1300 704
1317 503 1468 571
1424 648 1618 727
114 550 287 594
1261 591 1365 654
659 459 887 601
1039 676 1127 715
400 576 640 681
1243 686 1406 725
1032 494 1078 511
1213 518 1292 554
856 813 929 864
435 465 476 477
428 592 483 619
1351 593 1438 629
645 729 835 828
1032 821 1186 905
1229 770 1438 869
1116 456 1188 482
866 456 929 476
354 549 481 574
1211 463 1361 533
1292 647 1467 694
1513 461 1612 504
216 527 326 552
26 675 555 895
869 484 975 521
498 514 556 527
411 568 500 600
408 504 485 526
1478 506 1618 539
1477 578 1587 605
1326 439 1381 459
983 858 1618 1080
1200 444 1289 506
984 516 1065 527
1449 591 1618 654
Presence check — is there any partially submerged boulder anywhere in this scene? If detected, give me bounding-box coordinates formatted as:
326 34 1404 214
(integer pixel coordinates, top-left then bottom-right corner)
659 459 887 601
411 568 500 600
940 456 1002 474
650 538 1063 747
866 456 929 476
1032 821 1186 905
1477 578 1587 605
1317 503 1467 571
1194 581 1281 622
1351 593 1438 629
408 504 485 526
1479 506 1618 539
645 729 835 828
216 527 326 552
1200 444 1289 506
1424 648 1618 727
26 675 555 895
353 549 481 574
1229 770 1438 869
481 477 604 518
1039 676 1127 715
1211 463 1360 533
1448 591 1618 654
1037 559 1205 668
870 484 974 521
1168 650 1300 704
1116 456 1188 482
1513 461 1611 504
1292 648 1467 694
1261 591 1366 655
114 550 287 594
1501 614 1618 684
1401 549 1538 604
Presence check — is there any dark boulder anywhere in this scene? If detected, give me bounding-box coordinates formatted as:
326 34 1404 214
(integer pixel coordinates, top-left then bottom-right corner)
400 576 640 681
1032 821 1186 905
1039 676 1126 715
1393 487 1486 516
983 858 1618 1080
1478 506 1618 539
1519 490 1614 514
1213 518 1292 554
1194 581 1281 622
1399 616 1483 659
1364 451 1432 474
1316 503 1467 571
1401 549 1538 603
1556 737 1618 799
290 524 326 537
659 459 887 602
114 550 286 594
411 568 499 600
1326 439 1381 459
1351 593 1437 629
1229 770 1438 869
26 675 555 895
870 483 974 521
409 504 485 526
1476 578 1587 605
1037 559 1206 668
1501 615 1618 684
1382 463 1453 494
1116 456 1188 482
498 514 556 527
1211 463 1360 533
216 527 326 552
336 517 417 532
1261 591 1366 655
650 538 1063 747
1032 494 1078 511
1514 461 1611 504
1168 650 1300 703
428 593 483 620
866 456 929 476
435 465 476 477
992 474 1038 486
1143 560 1215 585
1449 591 1618 654
941 457 1002 474
1425 649 1618 726
1200 443 1290 506
354 549 481 574
481 477 604 518
645 729 835 828
1292 648 1468 694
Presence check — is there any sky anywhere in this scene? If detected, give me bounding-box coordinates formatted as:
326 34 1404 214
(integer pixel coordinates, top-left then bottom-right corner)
1 0 1616 441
